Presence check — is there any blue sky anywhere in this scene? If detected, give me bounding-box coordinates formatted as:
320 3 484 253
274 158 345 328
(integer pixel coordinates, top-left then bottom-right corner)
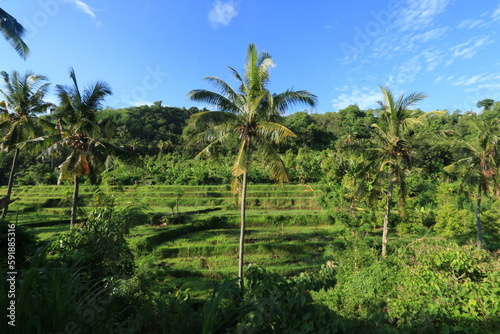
1 0 500 114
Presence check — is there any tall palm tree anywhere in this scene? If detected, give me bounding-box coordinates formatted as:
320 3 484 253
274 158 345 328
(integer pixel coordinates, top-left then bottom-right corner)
52 68 114 229
366 86 427 257
188 43 317 280
444 117 500 249
0 70 52 218
0 8 29 59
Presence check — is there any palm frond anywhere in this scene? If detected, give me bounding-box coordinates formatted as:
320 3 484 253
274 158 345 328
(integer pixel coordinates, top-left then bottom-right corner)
228 67 244 84
244 43 274 90
188 89 240 113
230 176 242 195
187 110 239 131
0 8 29 59
255 121 296 144
257 141 289 184
68 68 81 105
231 139 249 177
194 131 235 158
82 81 112 113
272 90 317 115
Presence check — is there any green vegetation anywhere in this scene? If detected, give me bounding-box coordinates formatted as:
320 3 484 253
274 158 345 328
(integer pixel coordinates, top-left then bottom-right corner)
0 42 499 332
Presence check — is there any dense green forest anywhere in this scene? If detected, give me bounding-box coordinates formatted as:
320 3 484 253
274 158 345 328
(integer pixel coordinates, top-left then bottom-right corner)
0 34 499 332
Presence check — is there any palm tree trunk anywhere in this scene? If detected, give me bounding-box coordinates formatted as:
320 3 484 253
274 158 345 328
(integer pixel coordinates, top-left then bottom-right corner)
70 174 79 230
1 148 19 219
475 183 484 249
382 178 393 258
238 172 248 283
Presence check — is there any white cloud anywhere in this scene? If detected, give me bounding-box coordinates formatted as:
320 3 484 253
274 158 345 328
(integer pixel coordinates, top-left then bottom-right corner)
447 73 500 104
208 1 238 29
457 18 488 29
447 36 491 65
392 55 423 84
451 72 500 86
64 0 101 25
410 27 448 43
128 99 156 107
433 76 444 84
492 4 500 20
365 2 451 61
396 0 454 31
452 73 488 86
422 49 444 70
332 86 382 111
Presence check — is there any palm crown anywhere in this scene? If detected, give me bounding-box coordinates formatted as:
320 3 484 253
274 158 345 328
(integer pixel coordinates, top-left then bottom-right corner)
0 70 52 218
188 43 317 187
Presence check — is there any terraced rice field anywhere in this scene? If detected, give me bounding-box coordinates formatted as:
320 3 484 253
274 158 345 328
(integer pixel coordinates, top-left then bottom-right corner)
2 183 340 297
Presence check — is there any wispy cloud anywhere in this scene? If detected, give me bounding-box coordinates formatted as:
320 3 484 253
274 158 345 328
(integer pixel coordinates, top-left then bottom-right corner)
64 0 101 25
457 18 488 29
446 36 491 65
492 4 500 21
392 55 423 84
395 0 454 31
450 72 500 86
433 75 444 84
363 1 452 61
454 72 500 101
208 1 238 29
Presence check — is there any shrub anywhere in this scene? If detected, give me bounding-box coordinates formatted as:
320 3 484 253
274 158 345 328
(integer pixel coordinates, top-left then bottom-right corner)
50 208 135 280
0 248 129 334
387 240 500 333
318 236 500 333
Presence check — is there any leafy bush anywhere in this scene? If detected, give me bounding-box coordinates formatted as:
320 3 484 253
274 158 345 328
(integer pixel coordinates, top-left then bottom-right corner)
237 265 337 333
153 265 337 334
385 241 500 333
0 247 132 334
317 236 500 333
50 207 135 280
320 236 395 330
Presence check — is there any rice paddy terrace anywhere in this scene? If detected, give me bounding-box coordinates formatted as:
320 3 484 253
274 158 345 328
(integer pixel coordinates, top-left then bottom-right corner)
3 184 337 295
5 183 322 224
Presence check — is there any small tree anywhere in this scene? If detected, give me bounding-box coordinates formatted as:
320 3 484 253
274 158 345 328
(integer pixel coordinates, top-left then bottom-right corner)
477 99 495 112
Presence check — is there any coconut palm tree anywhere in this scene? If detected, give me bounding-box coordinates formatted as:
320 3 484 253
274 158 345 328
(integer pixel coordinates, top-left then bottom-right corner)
0 8 29 59
365 86 428 257
0 70 52 218
52 68 114 229
188 43 317 280
444 117 500 249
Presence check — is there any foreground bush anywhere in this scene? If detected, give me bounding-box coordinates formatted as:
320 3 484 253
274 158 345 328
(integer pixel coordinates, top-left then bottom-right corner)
157 264 337 334
317 237 500 333
50 207 136 280
0 247 137 334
